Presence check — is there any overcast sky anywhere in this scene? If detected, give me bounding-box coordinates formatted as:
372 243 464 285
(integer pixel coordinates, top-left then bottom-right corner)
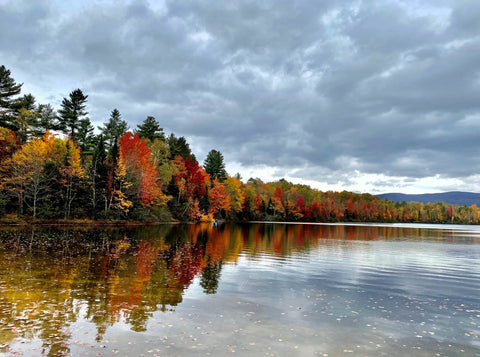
1 0 480 194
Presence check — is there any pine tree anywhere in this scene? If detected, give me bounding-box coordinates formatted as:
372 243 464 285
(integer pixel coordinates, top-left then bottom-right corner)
204 149 227 182
168 134 196 161
33 103 58 138
136 116 165 141
58 89 88 139
98 108 128 149
11 93 36 112
89 135 108 219
0 65 23 130
77 118 95 154
12 94 39 141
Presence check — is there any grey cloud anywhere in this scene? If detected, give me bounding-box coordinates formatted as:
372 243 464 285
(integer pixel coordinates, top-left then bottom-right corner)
1 0 479 192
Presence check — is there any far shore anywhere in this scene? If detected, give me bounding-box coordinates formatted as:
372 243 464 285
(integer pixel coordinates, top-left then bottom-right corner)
2 217 479 229
0 218 179 228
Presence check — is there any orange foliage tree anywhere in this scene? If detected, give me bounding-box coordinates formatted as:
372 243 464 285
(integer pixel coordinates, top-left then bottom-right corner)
118 132 168 209
208 178 231 218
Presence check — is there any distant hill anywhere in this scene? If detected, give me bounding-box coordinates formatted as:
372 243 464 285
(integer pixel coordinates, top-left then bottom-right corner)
376 191 480 206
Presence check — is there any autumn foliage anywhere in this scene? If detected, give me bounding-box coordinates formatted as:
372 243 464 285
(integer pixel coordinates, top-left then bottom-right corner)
118 132 168 207
1 124 480 224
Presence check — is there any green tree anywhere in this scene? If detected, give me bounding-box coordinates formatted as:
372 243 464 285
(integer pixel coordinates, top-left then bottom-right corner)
136 116 165 141
168 134 196 161
0 65 22 130
14 108 37 142
204 149 227 182
58 89 88 139
77 118 95 154
89 135 108 218
11 93 36 112
11 95 48 141
150 138 173 189
33 103 58 137
99 108 128 149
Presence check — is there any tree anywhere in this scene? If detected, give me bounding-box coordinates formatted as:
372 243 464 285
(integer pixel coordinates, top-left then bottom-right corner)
118 132 168 208
271 186 285 217
10 132 54 217
34 103 58 137
105 138 120 212
58 141 85 219
170 155 209 219
225 176 243 214
11 93 36 112
150 138 173 190
136 116 165 142
77 118 95 154
14 108 37 142
0 128 20 214
186 198 205 222
0 127 20 159
99 108 128 149
183 157 210 201
89 135 108 219
254 195 265 218
11 95 43 141
204 149 227 182
58 89 88 139
208 177 231 218
168 134 196 161
0 65 22 130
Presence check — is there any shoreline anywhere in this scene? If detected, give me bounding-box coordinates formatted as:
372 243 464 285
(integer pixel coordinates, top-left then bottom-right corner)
0 218 180 228
2 218 479 228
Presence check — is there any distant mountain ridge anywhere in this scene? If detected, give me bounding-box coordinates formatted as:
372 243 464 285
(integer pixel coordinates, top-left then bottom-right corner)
376 191 480 206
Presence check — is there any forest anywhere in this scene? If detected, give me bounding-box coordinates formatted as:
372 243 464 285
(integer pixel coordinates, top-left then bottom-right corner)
1 64 480 225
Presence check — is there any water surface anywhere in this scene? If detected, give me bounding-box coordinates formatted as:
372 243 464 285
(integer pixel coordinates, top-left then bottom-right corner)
0 223 479 356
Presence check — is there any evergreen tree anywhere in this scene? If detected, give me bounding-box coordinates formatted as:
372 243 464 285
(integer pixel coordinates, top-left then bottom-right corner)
89 135 108 218
14 108 37 142
58 89 88 139
104 138 120 212
98 108 128 149
34 103 58 137
11 93 36 112
204 149 227 182
136 116 165 141
77 118 95 154
168 133 196 161
0 65 23 130
12 94 39 141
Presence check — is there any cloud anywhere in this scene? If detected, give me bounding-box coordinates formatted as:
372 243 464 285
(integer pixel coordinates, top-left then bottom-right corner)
1 0 479 193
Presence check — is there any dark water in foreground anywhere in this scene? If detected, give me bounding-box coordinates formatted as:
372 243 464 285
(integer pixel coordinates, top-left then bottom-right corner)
0 223 479 356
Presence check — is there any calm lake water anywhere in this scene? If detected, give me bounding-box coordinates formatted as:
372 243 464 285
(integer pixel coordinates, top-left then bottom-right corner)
0 223 479 356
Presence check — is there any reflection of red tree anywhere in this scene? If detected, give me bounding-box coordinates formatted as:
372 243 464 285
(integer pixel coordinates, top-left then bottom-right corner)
102 224 396 327
294 225 306 247
169 243 204 287
253 225 262 246
108 239 161 320
135 241 158 281
272 228 283 255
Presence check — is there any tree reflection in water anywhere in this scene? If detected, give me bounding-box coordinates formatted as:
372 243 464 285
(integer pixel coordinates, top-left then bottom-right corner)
0 223 463 355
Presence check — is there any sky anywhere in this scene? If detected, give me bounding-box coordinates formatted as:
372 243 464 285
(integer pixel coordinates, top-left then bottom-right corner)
1 0 480 194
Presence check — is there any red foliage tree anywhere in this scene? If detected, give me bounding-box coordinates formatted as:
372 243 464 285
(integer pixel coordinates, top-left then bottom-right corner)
119 132 167 207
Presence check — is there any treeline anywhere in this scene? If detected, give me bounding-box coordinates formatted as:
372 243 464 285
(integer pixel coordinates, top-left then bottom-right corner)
1 64 480 224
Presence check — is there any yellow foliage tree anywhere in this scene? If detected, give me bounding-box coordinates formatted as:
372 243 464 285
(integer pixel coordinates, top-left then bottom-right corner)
224 176 243 214
10 132 51 217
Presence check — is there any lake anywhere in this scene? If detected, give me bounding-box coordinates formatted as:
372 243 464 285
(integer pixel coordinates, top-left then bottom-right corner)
0 222 479 356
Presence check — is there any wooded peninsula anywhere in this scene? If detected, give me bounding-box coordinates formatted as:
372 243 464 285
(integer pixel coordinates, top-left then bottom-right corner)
1 65 479 225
